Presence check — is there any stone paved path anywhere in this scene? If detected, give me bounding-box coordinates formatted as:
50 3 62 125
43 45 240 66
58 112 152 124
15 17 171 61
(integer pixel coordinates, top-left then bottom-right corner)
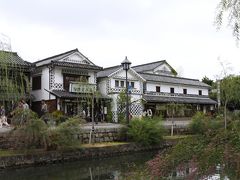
0 119 191 133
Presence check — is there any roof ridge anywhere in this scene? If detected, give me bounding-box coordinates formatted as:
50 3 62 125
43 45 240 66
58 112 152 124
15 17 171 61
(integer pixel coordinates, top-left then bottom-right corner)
132 60 166 68
102 65 121 70
34 48 78 63
139 72 201 82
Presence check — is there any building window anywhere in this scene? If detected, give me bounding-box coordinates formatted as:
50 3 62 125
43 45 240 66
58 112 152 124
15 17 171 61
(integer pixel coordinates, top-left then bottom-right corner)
156 86 160 92
32 76 41 90
115 80 119 87
170 87 174 93
183 89 187 94
199 90 202 95
143 83 147 92
120 81 124 87
131 82 135 88
63 74 89 91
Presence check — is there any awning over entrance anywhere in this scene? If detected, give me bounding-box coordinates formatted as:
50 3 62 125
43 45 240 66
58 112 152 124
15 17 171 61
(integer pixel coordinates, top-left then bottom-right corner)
50 90 111 100
143 95 217 105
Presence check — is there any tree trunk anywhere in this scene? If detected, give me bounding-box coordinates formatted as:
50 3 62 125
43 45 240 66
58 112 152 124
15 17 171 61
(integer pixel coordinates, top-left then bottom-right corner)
224 101 227 130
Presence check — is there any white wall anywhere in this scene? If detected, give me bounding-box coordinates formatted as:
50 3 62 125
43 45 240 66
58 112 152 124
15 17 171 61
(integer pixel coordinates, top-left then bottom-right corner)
88 72 96 84
31 67 50 101
98 79 107 96
54 67 63 84
146 82 209 96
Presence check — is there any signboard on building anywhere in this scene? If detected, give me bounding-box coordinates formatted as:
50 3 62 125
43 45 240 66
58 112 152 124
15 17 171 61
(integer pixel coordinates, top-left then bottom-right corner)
69 82 96 93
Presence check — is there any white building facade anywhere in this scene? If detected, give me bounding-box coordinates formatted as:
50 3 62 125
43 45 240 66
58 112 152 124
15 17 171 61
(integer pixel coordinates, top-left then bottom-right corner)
31 49 105 117
97 60 216 122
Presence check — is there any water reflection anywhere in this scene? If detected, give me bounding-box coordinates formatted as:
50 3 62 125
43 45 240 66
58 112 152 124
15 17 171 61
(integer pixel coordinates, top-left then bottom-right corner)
0 152 156 180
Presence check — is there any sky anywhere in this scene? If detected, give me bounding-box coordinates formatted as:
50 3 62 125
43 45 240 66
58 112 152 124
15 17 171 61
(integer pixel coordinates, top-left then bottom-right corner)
0 0 239 80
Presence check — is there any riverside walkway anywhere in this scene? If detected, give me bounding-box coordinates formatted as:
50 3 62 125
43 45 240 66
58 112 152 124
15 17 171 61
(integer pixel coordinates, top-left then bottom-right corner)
0 118 191 133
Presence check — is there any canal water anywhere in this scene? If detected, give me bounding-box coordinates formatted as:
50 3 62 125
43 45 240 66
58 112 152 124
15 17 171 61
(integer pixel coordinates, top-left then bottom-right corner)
0 151 157 180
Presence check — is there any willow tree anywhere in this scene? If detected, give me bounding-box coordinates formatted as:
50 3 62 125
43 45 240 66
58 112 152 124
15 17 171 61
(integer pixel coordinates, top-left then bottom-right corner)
220 75 240 129
215 0 240 40
0 50 30 112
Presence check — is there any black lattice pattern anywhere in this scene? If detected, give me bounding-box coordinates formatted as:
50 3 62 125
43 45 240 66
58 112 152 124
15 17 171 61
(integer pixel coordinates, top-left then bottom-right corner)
130 103 143 116
49 66 55 89
52 83 64 90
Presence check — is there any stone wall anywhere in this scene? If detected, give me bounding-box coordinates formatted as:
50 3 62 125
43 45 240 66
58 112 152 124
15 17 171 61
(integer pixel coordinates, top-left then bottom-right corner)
0 143 165 169
79 128 122 144
0 128 123 150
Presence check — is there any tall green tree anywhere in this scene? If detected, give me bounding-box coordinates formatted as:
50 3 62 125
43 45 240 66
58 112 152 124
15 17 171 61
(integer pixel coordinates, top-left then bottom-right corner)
220 75 240 129
215 0 240 40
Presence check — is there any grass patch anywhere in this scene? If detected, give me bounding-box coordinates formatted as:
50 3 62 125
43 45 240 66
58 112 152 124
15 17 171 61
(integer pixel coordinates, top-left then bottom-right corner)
163 135 192 140
82 142 129 148
0 150 24 157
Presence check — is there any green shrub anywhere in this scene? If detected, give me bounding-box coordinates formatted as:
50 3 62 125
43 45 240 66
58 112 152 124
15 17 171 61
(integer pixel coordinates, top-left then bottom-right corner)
11 109 38 126
11 118 48 149
46 118 81 150
51 110 68 125
127 117 165 146
189 112 223 135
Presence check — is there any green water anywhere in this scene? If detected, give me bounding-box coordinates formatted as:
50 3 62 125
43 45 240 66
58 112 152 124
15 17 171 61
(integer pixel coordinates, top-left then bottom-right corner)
0 152 156 180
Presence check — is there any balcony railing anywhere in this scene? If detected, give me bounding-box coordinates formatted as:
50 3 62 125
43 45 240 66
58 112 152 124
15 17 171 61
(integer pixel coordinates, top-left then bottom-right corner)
144 91 208 98
109 87 141 94
69 82 96 93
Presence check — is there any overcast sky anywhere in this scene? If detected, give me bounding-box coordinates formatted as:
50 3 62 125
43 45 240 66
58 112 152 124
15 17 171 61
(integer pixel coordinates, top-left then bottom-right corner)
0 0 239 80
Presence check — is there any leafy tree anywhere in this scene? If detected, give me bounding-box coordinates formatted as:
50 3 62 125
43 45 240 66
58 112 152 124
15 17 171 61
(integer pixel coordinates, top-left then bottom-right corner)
215 0 240 40
202 76 214 87
117 90 131 124
220 75 240 129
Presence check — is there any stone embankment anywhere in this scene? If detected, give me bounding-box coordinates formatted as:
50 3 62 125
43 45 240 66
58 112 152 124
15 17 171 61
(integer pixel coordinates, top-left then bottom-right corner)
0 143 167 169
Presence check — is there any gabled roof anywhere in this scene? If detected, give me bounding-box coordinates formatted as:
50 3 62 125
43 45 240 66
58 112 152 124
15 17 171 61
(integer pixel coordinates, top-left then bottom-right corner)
132 60 167 72
34 48 102 70
140 73 210 88
97 65 122 78
0 50 32 68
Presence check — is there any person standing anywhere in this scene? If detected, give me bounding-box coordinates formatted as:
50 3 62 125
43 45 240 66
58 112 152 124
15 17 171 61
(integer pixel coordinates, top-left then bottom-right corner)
41 100 48 123
21 100 29 110
0 105 9 128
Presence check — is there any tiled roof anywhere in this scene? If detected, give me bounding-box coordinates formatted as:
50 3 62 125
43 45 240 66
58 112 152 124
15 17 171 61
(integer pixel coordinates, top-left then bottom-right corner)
132 60 166 72
140 73 210 88
34 49 101 70
143 95 217 105
97 65 121 78
0 50 32 68
50 90 111 99
52 61 102 71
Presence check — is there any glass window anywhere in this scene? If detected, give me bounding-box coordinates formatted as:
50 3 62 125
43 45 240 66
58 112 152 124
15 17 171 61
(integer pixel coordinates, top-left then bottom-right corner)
64 74 89 91
156 86 160 92
199 90 202 95
32 76 41 90
131 82 135 88
115 80 119 87
183 89 187 94
170 87 174 93
120 81 124 87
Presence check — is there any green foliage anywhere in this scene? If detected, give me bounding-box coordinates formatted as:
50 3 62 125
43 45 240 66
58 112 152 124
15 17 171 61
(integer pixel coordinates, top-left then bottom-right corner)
46 118 81 150
202 76 214 86
51 110 68 125
189 112 223 135
127 117 165 146
215 0 240 40
148 114 240 178
12 118 48 149
117 91 131 124
11 109 38 126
